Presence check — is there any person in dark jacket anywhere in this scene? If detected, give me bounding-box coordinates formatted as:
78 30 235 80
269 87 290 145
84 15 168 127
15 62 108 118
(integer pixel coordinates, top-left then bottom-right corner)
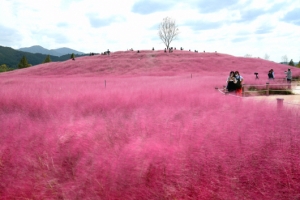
226 71 237 92
268 69 274 79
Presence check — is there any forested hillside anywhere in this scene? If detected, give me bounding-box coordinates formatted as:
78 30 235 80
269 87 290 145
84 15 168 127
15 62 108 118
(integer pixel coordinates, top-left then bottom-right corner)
0 46 86 69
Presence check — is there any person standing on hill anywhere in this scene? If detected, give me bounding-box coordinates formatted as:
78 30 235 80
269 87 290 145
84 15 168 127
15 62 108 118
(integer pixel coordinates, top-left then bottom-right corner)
285 68 292 83
268 69 275 80
234 71 243 95
226 71 237 92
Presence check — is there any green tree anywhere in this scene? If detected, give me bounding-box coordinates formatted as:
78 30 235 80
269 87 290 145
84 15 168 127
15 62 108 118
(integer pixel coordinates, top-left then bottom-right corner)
0 64 9 72
70 53 75 60
43 55 51 63
296 61 300 68
288 59 295 66
18 56 31 69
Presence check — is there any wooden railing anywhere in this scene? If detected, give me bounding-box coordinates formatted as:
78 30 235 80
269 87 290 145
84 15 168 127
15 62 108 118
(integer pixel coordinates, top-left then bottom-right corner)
216 80 300 97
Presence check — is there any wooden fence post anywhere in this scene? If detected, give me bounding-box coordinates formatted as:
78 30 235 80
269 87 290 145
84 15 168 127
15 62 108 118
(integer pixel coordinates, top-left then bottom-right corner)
277 98 284 110
266 82 269 96
242 85 245 97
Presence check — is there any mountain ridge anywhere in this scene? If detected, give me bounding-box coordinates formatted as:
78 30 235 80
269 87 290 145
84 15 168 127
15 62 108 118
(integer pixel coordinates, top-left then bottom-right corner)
0 45 85 68
18 45 85 57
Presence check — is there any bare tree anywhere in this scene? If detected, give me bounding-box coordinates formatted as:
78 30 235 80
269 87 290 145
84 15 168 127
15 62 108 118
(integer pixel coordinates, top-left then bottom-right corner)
158 17 179 50
264 53 270 60
281 55 288 64
244 54 252 58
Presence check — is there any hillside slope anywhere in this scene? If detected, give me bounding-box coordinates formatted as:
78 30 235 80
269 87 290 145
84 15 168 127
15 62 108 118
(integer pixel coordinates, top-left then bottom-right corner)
2 50 299 79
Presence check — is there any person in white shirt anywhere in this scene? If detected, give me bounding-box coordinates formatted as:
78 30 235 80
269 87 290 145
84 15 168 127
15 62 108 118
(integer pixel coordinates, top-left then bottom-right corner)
285 68 292 83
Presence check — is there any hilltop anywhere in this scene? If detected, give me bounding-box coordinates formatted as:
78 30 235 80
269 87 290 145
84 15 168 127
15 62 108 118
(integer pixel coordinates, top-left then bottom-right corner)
2 50 300 80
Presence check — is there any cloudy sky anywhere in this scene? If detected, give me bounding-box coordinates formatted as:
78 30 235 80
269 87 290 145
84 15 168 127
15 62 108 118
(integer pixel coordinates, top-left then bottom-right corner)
1 0 299 62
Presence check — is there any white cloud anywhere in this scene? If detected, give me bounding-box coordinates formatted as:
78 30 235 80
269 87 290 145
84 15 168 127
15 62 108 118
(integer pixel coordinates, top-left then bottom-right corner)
0 0 299 62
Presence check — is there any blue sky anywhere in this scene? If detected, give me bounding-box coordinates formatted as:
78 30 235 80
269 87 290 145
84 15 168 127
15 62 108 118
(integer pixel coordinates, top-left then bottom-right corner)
0 0 299 62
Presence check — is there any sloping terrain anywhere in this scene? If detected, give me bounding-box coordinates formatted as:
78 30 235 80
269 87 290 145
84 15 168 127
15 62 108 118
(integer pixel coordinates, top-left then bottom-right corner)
0 50 300 199
2 50 299 79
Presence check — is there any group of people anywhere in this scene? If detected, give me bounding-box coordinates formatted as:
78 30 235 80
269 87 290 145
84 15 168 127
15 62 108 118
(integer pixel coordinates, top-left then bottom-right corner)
225 68 293 95
226 71 244 95
268 68 292 82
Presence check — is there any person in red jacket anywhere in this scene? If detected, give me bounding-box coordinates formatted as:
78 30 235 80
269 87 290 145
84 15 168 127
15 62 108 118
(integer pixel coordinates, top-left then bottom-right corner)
234 71 243 96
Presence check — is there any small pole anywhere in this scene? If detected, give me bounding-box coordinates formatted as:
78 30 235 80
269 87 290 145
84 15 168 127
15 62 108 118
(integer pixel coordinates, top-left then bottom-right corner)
288 81 291 90
277 98 284 110
191 74 192 78
266 82 269 96
242 85 245 97
105 80 106 88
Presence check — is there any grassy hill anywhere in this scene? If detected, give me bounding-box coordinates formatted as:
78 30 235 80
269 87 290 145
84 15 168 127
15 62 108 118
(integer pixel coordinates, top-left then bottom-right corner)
2 49 300 80
0 49 300 199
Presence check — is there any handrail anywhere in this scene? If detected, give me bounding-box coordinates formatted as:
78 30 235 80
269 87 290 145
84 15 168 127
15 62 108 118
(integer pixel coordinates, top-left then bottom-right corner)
241 82 298 96
217 82 299 97
216 88 300 108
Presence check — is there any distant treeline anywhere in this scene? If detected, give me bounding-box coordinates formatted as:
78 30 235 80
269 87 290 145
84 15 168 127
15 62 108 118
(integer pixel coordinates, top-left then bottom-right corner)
0 46 86 69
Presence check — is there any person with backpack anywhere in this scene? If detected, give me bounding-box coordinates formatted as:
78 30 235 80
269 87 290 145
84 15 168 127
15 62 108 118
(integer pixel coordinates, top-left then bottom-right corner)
234 71 243 95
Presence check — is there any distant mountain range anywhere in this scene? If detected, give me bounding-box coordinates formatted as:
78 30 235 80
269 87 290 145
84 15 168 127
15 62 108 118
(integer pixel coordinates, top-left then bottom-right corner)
18 45 85 57
0 45 86 69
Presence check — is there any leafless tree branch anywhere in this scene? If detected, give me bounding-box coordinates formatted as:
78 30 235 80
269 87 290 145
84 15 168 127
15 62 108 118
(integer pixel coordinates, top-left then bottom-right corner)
158 17 179 50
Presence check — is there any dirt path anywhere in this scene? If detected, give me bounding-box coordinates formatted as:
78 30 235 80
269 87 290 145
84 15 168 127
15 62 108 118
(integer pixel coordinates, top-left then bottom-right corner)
245 94 300 108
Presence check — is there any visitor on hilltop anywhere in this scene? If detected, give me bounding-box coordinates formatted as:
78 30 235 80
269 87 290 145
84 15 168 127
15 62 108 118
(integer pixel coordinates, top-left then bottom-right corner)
285 68 292 83
152 47 154 51
164 48 167 53
180 47 183 50
234 71 243 95
268 69 274 80
226 71 237 92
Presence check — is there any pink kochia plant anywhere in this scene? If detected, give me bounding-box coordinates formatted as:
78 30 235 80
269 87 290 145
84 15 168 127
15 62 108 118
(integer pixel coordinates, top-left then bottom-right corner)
0 51 300 199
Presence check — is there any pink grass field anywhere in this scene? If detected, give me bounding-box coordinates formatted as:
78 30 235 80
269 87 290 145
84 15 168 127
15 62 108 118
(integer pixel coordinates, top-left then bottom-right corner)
1 50 300 199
